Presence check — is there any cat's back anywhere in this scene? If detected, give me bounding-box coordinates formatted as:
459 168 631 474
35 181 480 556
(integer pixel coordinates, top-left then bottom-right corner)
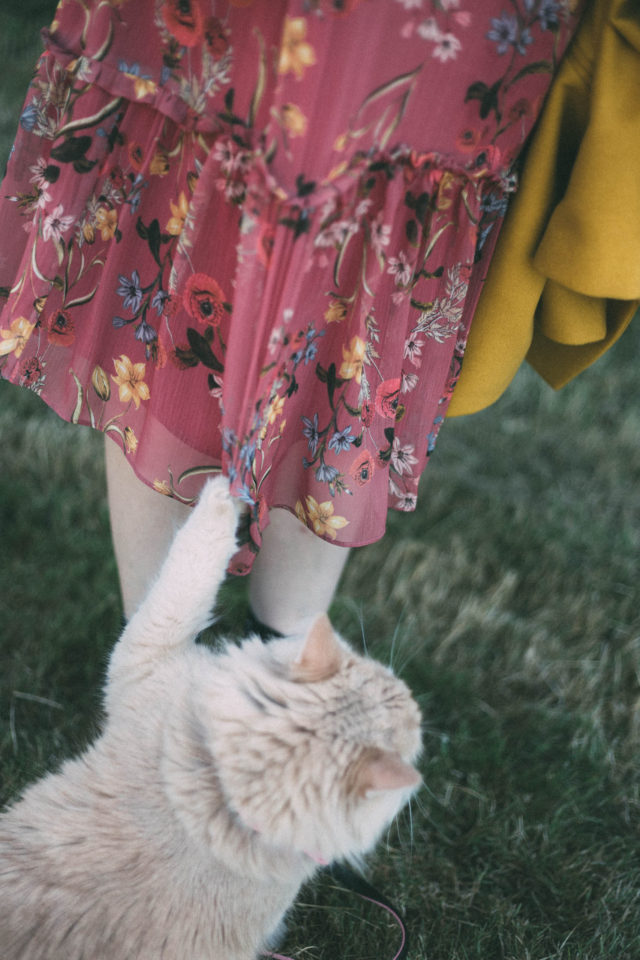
0 748 218 960
0 657 207 959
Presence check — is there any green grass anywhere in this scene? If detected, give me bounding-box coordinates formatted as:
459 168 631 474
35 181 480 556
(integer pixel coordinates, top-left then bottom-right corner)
2 8 640 959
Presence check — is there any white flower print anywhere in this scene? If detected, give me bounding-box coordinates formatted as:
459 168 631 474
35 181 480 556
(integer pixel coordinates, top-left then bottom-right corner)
403 334 424 367
355 198 373 218
29 158 49 188
388 250 413 287
389 475 403 498
416 264 468 342
370 212 391 256
433 32 462 61
314 218 358 249
268 324 286 355
417 18 441 41
213 139 235 172
390 437 418 475
401 370 419 393
42 204 74 242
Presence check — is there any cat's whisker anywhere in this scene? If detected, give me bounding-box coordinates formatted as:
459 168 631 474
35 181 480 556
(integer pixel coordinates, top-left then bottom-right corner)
9 699 18 755
394 635 427 678
407 797 415 852
359 607 368 656
387 600 414 673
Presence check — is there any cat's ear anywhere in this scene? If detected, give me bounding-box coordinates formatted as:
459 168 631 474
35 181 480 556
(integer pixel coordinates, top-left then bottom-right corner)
355 746 421 798
291 614 343 683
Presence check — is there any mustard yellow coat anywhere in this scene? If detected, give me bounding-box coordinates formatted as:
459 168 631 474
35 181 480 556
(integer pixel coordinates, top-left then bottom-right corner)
449 0 640 417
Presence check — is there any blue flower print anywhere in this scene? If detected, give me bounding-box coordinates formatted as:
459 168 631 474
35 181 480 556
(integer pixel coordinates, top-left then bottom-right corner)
19 103 38 132
538 0 559 30
118 60 153 83
426 415 444 455
516 28 533 55
487 13 518 54
134 317 157 343
488 12 533 55
222 427 237 453
117 270 143 312
304 340 319 365
302 412 320 456
328 425 355 453
315 462 339 484
239 441 256 470
152 288 169 316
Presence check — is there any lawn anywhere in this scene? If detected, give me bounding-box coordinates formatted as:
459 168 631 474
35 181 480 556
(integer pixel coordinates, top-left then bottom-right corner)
1 6 640 959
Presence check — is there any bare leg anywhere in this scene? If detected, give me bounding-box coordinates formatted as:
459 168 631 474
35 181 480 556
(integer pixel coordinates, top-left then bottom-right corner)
104 438 190 619
248 508 350 636
106 437 349 629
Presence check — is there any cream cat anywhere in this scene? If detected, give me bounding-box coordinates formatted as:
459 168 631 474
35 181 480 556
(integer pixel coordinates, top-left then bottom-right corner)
0 476 422 960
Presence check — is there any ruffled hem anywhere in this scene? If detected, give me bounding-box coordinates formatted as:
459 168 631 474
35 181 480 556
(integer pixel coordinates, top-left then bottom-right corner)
1 0 582 571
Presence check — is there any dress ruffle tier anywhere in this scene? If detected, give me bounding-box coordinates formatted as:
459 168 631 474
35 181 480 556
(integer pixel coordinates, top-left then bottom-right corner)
0 0 582 571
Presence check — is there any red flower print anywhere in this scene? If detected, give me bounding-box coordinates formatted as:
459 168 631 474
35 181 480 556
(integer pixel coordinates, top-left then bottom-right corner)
508 98 532 124
204 17 229 56
19 355 44 387
349 450 375 486
183 273 227 327
257 221 275 268
108 165 126 189
456 128 481 153
127 142 144 173
361 400 374 427
47 309 75 346
162 0 205 48
171 345 194 370
375 378 401 420
473 143 502 172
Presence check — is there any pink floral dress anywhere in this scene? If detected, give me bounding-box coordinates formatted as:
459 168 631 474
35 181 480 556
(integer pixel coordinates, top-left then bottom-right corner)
0 0 582 572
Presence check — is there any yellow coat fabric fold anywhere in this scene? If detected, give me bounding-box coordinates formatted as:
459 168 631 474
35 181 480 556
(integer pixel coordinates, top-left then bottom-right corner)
449 0 640 417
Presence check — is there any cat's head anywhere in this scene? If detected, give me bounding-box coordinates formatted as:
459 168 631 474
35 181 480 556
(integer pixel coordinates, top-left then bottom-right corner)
201 615 422 866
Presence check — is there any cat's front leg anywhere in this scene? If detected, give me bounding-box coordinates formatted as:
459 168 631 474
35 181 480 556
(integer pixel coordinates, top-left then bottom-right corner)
109 475 239 676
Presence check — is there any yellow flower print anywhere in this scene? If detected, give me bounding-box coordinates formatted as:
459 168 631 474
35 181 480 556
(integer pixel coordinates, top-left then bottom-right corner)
333 132 348 152
133 76 157 99
166 192 189 236
267 394 286 425
281 103 308 138
150 151 170 176
111 355 150 409
295 499 306 523
436 171 458 211
124 426 138 454
324 299 348 324
305 496 349 540
278 18 316 79
326 160 348 182
338 335 366 383
95 206 118 241
0 316 35 358
91 364 111 401
153 479 171 495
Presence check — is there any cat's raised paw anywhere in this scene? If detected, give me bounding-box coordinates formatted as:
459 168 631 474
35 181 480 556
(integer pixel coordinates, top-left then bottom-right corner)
196 474 241 538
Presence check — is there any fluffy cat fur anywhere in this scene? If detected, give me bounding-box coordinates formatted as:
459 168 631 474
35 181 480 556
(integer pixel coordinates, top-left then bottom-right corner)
0 476 422 960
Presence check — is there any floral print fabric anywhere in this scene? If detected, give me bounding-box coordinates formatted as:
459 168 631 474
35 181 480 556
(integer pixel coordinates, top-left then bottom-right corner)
0 0 581 571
